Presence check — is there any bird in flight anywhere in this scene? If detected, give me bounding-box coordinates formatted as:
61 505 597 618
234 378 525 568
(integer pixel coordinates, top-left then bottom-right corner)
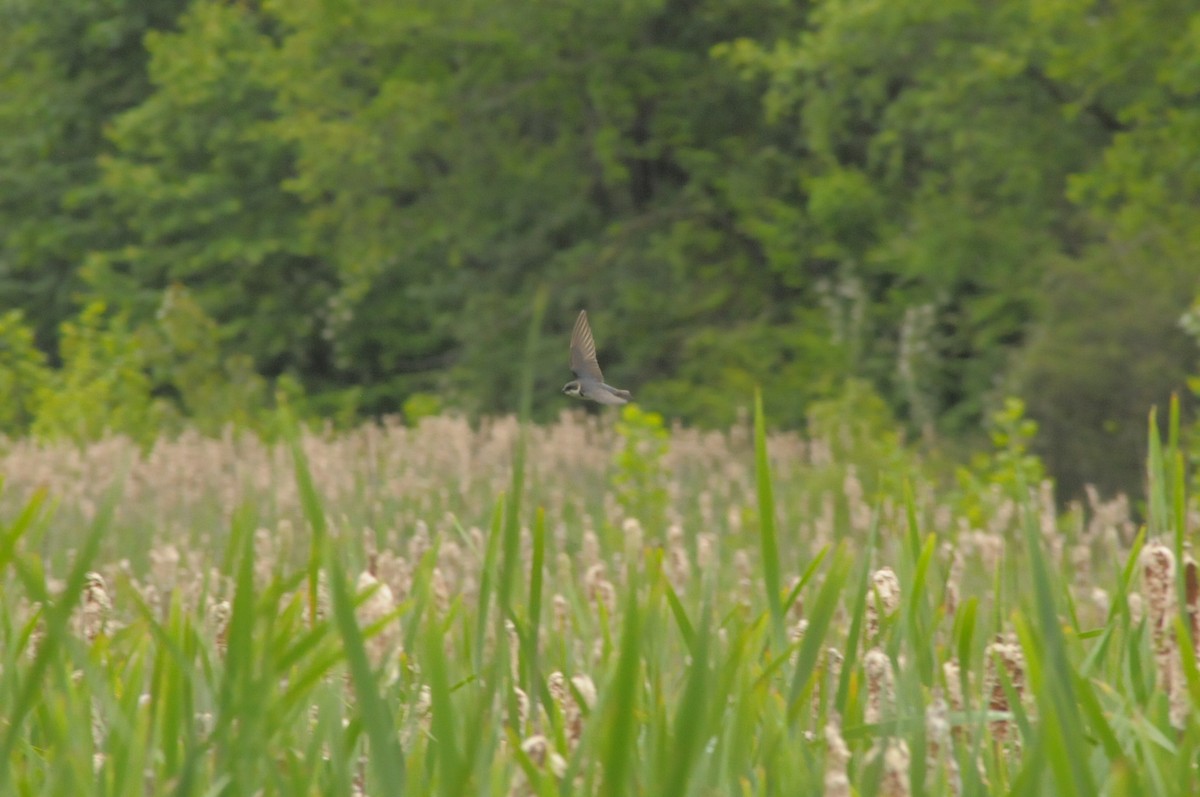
561 310 632 405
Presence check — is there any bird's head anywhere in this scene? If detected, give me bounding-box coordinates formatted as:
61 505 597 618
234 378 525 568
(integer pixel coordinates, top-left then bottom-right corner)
562 380 583 398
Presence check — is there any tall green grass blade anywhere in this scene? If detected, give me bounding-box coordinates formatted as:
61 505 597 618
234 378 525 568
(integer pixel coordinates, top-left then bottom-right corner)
474 497 505 671
782 546 829 618
662 597 712 797
290 421 406 796
601 589 642 797
836 519 877 711
499 287 547 621
0 478 115 787
662 580 697 656
212 503 269 791
424 610 462 797
1018 474 1094 796
1147 407 1168 538
753 388 784 644
526 506 547 707
328 555 407 796
903 479 922 564
0 487 45 570
284 405 328 628
789 544 850 711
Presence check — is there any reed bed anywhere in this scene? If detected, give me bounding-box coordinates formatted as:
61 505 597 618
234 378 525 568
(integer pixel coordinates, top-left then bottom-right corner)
0 403 1196 796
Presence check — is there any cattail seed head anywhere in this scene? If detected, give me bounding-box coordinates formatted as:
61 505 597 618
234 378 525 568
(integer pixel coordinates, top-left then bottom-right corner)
208 600 231 656
865 648 895 724
985 633 1025 748
866 567 901 644
880 739 912 797
823 715 851 797
80 572 112 642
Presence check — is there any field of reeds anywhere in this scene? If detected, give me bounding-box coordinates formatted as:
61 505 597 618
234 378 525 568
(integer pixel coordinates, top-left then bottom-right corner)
2 397 1198 796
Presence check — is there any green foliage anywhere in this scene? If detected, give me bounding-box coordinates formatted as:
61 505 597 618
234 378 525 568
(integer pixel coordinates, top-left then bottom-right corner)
402 393 443 426
0 311 51 435
14 290 288 445
1012 250 1197 499
611 404 669 529
0 0 190 350
85 0 334 385
1184 296 1200 492
141 285 270 435
637 310 850 429
805 378 919 497
32 301 171 446
955 397 1047 527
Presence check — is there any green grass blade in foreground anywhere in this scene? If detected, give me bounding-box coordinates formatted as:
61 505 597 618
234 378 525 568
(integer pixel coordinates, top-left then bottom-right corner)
0 486 45 571
753 387 784 644
499 287 547 621
904 533 937 685
282 404 328 628
328 554 407 796
1018 473 1094 795
0 477 115 786
661 597 713 797
782 546 829 618
212 504 274 791
663 575 697 656
424 605 463 797
788 544 851 712
290 422 406 795
1146 407 1168 539
526 506 547 705
601 586 642 797
474 497 505 671
836 518 877 711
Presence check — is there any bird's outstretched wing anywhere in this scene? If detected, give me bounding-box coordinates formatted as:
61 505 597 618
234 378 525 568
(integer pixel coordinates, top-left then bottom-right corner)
569 310 605 382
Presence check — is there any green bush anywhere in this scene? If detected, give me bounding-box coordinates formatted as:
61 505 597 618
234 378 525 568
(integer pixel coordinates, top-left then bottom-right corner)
141 284 270 435
32 300 171 446
611 404 669 530
0 310 51 436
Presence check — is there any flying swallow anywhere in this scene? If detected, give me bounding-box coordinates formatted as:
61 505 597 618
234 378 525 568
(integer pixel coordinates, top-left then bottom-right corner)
561 310 632 405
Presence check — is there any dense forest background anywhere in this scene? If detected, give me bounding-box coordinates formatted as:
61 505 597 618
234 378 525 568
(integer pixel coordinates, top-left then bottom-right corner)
1 0 1198 500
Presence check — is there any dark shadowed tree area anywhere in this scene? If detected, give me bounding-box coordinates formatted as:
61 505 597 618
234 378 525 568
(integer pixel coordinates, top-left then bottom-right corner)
1 0 1198 499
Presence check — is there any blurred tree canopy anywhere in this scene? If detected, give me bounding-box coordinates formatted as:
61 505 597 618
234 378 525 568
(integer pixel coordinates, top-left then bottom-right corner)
1 0 1198 498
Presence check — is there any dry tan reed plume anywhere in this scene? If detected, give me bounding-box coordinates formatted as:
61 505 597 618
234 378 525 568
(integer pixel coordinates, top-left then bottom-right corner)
548 670 596 749
866 567 901 645
942 659 966 744
1186 550 1200 662
984 633 1025 749
1141 542 1176 693
354 567 399 668
511 734 568 796
79 571 112 643
584 563 616 617
864 648 895 726
510 687 530 733
925 689 960 795
207 600 231 657
1139 541 1194 729
879 739 912 797
552 593 570 635
666 523 690 590
823 714 851 797
944 543 965 616
862 674 911 797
